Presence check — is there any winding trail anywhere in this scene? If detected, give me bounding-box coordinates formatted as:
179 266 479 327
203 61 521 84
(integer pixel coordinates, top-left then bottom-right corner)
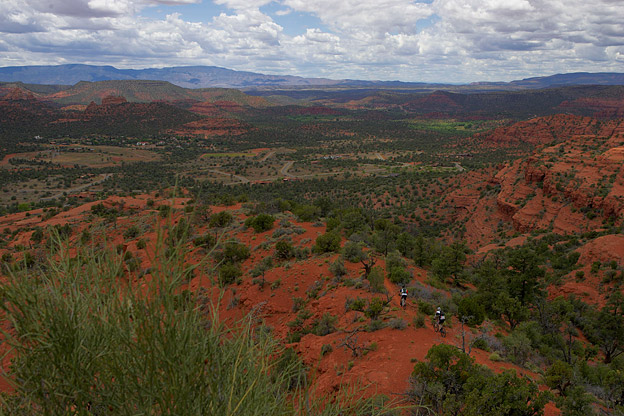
280 161 294 177
207 169 250 184
259 150 276 162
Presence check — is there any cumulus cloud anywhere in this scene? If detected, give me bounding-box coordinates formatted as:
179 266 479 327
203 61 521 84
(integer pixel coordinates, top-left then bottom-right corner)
1 0 624 82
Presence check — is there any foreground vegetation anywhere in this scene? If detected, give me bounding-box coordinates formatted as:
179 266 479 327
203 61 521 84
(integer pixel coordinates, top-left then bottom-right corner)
0 230 397 415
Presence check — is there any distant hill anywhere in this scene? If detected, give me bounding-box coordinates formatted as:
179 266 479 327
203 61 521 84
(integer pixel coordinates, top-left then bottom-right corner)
0 64 343 89
2 64 624 90
507 72 624 88
251 85 624 119
0 79 272 107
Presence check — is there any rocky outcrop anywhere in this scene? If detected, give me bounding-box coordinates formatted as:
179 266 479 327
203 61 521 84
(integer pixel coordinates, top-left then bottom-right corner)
449 116 624 247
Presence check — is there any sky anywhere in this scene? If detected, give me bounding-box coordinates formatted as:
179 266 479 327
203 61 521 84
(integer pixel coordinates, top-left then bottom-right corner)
1 0 624 83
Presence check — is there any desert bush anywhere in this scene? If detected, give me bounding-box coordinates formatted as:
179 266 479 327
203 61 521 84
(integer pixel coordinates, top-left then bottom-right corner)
123 225 140 240
329 258 347 278
311 313 337 336
245 213 275 233
389 318 407 330
321 344 333 356
291 297 306 313
209 211 233 228
275 240 294 259
343 241 365 263
385 250 406 273
457 294 486 326
366 319 386 332
417 300 435 316
345 297 367 312
193 234 216 249
365 297 386 320
217 241 250 263
314 232 341 254
219 262 242 285
367 266 386 293
388 266 411 285
413 314 426 328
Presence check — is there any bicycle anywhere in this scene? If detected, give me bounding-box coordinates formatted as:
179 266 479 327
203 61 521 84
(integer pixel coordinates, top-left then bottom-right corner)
433 318 446 337
400 295 407 308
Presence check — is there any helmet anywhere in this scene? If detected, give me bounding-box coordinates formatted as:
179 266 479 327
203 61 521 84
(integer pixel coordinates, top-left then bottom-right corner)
437 307 441 311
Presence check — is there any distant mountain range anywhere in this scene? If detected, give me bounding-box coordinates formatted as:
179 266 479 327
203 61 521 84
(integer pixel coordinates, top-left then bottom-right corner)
2 64 624 90
0 64 420 90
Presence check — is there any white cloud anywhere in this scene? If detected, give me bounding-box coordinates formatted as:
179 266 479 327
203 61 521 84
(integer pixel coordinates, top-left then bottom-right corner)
1 0 624 82
284 0 433 36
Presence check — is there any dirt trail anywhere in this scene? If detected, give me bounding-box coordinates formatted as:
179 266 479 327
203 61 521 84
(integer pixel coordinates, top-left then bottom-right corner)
259 150 275 162
280 160 294 177
207 169 250 184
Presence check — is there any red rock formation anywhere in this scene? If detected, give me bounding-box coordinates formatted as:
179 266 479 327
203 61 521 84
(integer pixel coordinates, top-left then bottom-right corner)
1 87 36 101
448 115 624 248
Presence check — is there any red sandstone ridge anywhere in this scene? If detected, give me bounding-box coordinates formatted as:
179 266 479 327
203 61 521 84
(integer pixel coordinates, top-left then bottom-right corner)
1 87 37 102
446 115 624 249
476 114 618 147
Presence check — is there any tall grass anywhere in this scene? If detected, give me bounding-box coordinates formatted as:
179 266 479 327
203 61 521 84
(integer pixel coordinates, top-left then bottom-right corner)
0 221 399 415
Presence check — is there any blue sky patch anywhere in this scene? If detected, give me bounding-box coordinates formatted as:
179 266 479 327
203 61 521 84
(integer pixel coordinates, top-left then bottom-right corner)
260 3 332 36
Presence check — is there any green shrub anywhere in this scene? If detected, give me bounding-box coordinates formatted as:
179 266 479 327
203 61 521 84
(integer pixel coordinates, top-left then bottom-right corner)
123 225 140 240
209 211 233 228
245 214 275 233
418 300 435 316
275 240 294 259
314 232 341 254
292 204 320 222
219 262 242 285
413 314 426 328
367 266 385 293
385 251 406 273
457 295 486 326
365 297 386 320
389 318 407 330
366 319 386 332
193 234 216 249
343 241 366 263
591 261 601 275
291 297 305 313
388 266 410 285
311 313 337 336
218 241 250 263
471 337 490 351
329 258 347 278
346 297 366 312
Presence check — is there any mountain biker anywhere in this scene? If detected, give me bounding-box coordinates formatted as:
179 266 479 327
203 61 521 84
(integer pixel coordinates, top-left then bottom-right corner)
435 307 446 330
400 286 408 306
